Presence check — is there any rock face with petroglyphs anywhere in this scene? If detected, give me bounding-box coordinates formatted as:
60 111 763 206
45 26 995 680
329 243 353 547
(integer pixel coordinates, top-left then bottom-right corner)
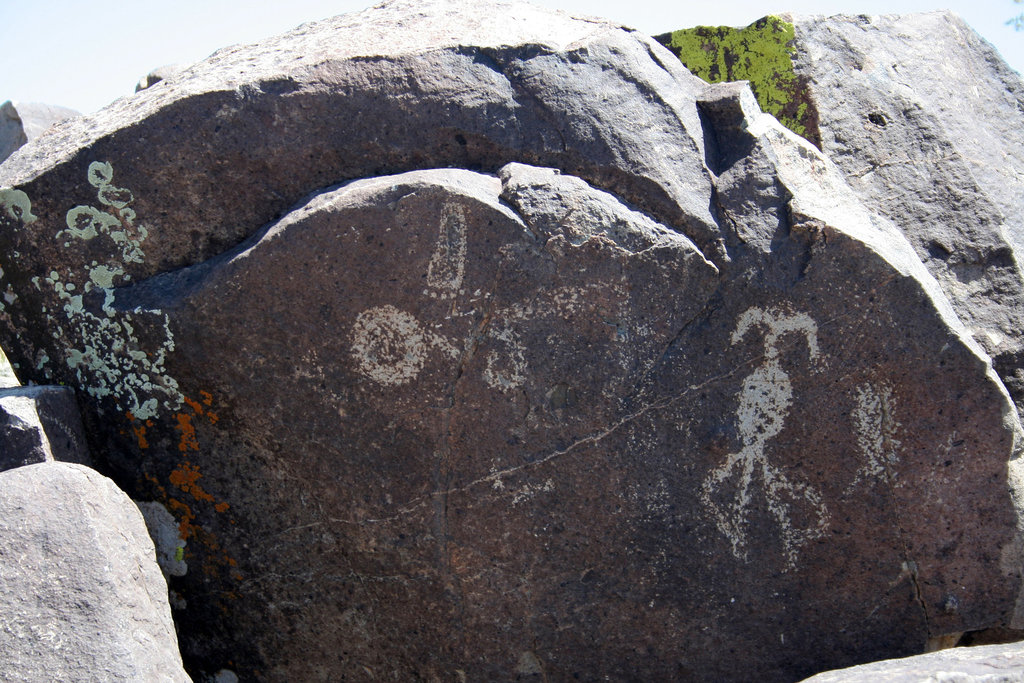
1 2 1023 681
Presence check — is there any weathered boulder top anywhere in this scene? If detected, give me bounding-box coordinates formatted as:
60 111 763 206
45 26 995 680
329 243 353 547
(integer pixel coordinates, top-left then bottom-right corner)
2 1 1024 681
0 0 721 273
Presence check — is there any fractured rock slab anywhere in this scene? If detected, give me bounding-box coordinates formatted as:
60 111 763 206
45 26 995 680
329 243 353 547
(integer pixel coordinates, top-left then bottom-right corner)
0 384 91 472
0 2 1022 680
0 462 190 682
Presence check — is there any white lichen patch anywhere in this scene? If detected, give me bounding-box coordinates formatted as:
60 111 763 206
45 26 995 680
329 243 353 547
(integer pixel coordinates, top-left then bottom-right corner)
59 161 148 263
510 478 555 506
701 306 829 568
136 500 188 578
850 381 900 490
426 202 467 299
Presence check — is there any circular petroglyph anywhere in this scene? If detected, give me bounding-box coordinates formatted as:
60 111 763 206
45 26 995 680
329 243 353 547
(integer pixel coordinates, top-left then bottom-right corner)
350 305 428 386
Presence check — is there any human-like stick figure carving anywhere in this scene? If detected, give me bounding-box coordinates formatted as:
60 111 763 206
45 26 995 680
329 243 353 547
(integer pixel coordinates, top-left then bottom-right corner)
701 306 829 568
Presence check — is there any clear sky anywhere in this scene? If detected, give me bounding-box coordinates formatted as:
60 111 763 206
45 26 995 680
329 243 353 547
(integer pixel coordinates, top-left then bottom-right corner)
2 0 1023 115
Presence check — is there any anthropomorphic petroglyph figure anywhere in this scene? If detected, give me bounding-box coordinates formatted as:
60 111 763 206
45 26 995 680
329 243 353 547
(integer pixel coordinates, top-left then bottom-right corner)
702 306 829 567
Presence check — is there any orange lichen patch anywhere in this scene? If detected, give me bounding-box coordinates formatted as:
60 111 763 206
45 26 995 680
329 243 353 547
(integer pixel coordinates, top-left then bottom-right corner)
143 471 166 495
169 461 216 503
167 498 199 539
184 395 205 415
125 411 154 450
215 501 231 513
175 412 199 452
181 393 220 426
132 423 150 449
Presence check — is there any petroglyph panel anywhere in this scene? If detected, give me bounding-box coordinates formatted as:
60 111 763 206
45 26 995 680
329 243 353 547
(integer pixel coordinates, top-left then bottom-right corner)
349 304 457 386
426 202 468 299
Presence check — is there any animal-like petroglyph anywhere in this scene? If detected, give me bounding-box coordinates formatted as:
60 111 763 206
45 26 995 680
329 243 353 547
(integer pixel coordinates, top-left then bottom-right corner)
701 306 829 568
350 277 629 391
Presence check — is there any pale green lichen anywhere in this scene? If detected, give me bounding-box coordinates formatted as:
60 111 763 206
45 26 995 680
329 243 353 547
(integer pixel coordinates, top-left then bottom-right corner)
656 16 820 146
26 161 184 420
0 188 37 225
60 161 148 263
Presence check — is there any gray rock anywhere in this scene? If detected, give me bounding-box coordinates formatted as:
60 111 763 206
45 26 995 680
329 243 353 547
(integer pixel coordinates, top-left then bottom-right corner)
0 461 190 682
0 385 91 472
0 2 1021 680
137 500 189 578
0 100 79 164
787 12 1024 410
135 64 185 93
801 641 1024 682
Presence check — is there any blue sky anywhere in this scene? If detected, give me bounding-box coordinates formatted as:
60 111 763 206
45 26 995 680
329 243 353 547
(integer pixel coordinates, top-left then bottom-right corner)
2 0 1023 115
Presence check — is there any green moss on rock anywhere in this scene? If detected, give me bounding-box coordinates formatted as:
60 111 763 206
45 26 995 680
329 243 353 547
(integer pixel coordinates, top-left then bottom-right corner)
655 16 820 148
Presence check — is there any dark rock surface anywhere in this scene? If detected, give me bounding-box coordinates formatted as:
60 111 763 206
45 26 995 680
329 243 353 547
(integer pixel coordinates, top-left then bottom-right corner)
0 100 79 165
0 461 190 682
0 384 91 472
0 2 1022 681
801 641 1024 682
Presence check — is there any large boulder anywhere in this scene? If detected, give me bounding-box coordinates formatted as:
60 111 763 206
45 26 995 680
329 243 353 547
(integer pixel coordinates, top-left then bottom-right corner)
791 12 1024 416
0 100 79 165
0 461 189 682
0 2 1022 680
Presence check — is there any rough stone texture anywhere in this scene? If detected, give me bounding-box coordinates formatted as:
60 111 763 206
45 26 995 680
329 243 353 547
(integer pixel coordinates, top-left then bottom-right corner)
0 461 190 682
0 2 1022 681
787 13 1024 416
801 641 1024 682
0 100 79 165
135 64 186 93
0 384 91 472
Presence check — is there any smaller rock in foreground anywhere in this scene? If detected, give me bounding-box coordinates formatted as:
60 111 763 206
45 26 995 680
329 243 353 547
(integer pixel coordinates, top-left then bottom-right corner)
801 641 1024 682
0 462 190 682
135 64 185 93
